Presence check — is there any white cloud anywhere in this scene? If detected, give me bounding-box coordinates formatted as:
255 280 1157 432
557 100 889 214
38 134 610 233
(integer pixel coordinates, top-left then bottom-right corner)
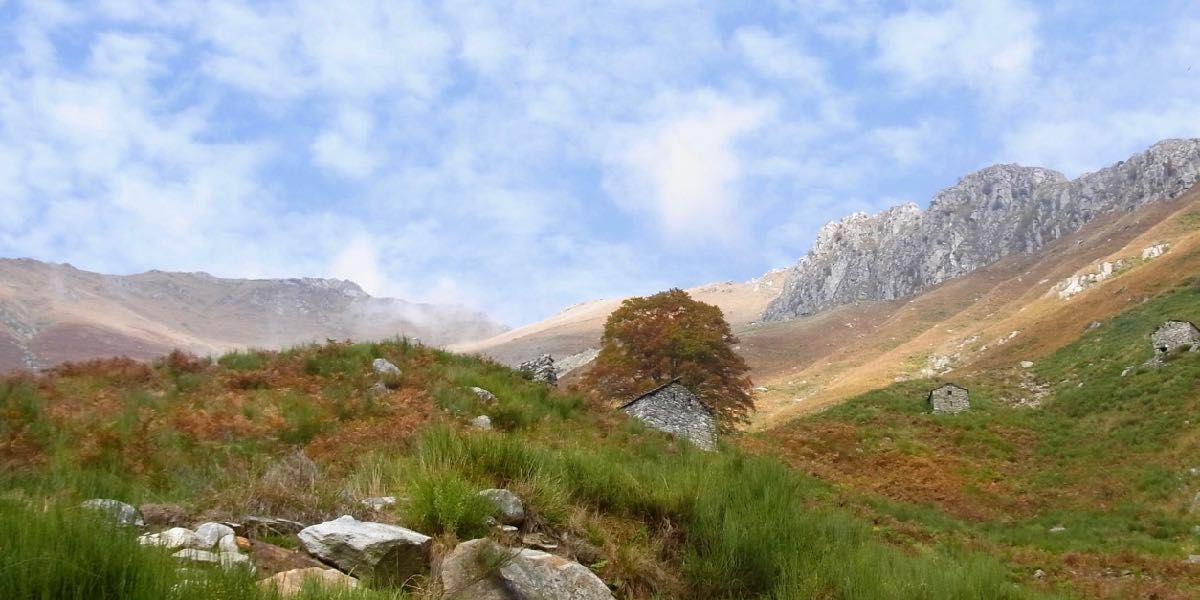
733 26 826 92
606 92 776 247
311 108 380 179
871 120 947 167
875 0 1038 98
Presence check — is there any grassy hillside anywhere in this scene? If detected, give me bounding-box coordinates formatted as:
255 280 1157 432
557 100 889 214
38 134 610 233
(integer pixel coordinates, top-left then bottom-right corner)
765 279 1200 599
0 339 1054 599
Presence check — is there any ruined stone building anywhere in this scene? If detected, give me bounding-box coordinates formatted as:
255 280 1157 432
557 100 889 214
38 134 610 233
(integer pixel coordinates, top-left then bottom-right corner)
1151 320 1200 355
620 381 716 450
928 383 970 414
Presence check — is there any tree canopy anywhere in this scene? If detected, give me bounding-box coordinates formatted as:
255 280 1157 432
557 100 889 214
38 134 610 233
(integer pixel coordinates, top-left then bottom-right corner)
584 288 753 428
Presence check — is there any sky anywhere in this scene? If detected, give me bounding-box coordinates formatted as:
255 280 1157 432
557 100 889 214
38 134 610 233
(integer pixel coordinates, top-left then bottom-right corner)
1 1 1198 326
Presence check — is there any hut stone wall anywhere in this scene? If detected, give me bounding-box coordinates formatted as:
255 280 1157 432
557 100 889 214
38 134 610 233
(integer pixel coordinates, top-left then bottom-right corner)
621 383 716 450
1151 321 1200 354
928 384 970 414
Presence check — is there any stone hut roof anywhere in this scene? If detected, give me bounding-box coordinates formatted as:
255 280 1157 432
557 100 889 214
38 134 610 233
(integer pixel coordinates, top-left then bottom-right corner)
620 379 712 413
1154 320 1200 333
927 382 968 396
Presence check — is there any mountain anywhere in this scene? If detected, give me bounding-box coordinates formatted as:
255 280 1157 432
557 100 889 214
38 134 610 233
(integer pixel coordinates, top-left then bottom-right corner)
0 260 506 372
449 269 790 370
763 139 1200 320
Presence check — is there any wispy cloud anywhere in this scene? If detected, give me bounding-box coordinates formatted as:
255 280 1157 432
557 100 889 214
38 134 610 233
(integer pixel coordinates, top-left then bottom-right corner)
0 1 1197 326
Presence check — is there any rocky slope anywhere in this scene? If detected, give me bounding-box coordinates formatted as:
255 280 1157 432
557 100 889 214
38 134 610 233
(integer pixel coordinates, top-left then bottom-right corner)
764 139 1200 320
0 259 505 371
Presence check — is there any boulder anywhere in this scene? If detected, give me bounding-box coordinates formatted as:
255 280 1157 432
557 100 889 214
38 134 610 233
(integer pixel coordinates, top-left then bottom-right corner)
441 539 613 600
195 522 237 548
470 387 497 404
478 489 524 526
372 358 401 376
138 527 203 550
81 499 144 527
470 415 493 430
368 381 390 398
258 567 359 598
218 534 241 554
298 515 432 586
139 503 190 528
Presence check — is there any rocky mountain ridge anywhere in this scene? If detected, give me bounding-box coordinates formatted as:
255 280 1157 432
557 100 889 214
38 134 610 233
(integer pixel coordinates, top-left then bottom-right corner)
0 259 505 371
764 138 1200 320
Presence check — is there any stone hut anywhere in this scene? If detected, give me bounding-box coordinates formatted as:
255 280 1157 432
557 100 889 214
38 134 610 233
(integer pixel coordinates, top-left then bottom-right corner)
1151 320 1200 355
927 383 970 414
619 381 716 450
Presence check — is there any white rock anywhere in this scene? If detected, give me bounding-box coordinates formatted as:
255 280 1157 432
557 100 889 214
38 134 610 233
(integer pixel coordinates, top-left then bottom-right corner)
298 515 431 585
1020 361 1034 368
138 527 202 550
194 522 236 548
441 539 613 600
470 415 493 430
372 358 401 376
470 387 498 403
171 548 249 570
217 534 241 554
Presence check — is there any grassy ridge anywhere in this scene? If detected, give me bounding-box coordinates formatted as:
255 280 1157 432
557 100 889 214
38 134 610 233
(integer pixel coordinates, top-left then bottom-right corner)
769 281 1200 598
0 339 1055 599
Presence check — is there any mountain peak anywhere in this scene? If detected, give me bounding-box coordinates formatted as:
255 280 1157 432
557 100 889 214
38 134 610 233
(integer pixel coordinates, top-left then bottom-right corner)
764 139 1200 320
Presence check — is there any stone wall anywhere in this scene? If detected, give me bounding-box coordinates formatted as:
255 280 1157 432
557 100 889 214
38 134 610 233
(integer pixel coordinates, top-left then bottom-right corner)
622 383 716 450
1152 321 1200 354
929 385 970 414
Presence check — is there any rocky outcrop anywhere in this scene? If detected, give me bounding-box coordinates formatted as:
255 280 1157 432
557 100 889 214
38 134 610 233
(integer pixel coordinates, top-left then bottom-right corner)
518 354 557 384
440 538 614 600
298 515 432 586
371 358 401 376
765 139 1200 320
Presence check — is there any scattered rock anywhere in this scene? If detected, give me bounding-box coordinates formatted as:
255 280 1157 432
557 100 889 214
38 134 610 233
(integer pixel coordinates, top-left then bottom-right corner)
1188 555 1200 564
258 567 359 598
1121 367 1133 377
371 358 401 376
1049 525 1067 533
298 515 432 586
138 527 203 550
195 522 237 548
1086 321 1103 331
81 499 144 528
518 354 557 384
478 489 524 526
368 381 390 398
1142 242 1170 260
470 415 493 430
441 539 614 600
360 496 397 511
139 503 189 528
1033 569 1046 579
1020 361 1034 368
753 386 768 393
470 387 497 404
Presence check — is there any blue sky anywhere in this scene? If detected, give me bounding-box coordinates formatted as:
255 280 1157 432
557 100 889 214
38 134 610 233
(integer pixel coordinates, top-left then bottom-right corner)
1 1 1198 326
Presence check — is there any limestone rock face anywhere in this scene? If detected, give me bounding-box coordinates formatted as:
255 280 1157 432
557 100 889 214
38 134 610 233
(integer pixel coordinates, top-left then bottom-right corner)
765 139 1200 320
298 515 432 585
440 538 613 600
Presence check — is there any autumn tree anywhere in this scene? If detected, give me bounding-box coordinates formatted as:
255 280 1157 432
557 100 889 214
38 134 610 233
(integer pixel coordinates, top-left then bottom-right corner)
584 288 753 428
